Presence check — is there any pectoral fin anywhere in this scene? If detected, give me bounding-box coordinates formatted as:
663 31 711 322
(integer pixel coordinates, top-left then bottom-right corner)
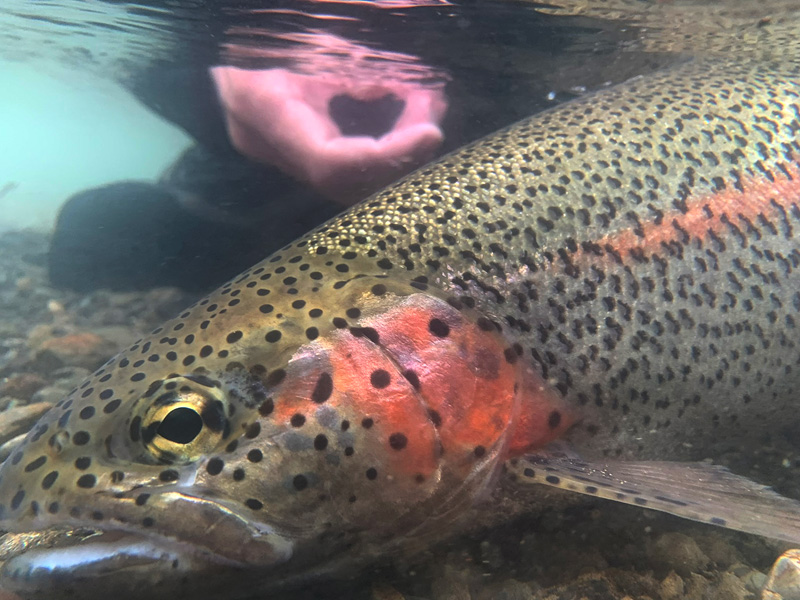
506 450 800 544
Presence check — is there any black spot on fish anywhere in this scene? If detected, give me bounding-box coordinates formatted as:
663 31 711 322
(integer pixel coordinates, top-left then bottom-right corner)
428 318 450 338
311 373 333 404
10 490 24 510
24 456 47 472
41 471 58 490
104 399 122 414
206 458 224 475
246 498 263 510
259 398 274 416
159 470 179 483
389 433 408 450
76 474 96 489
129 416 142 442
245 422 261 439
403 370 421 390
370 369 390 389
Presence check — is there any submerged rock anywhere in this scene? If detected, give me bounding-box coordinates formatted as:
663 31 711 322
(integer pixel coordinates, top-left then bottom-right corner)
648 532 711 578
0 374 46 402
0 403 51 447
763 550 800 600
33 332 117 371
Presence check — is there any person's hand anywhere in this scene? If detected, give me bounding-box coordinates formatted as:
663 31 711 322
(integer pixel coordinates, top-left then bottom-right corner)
211 66 447 204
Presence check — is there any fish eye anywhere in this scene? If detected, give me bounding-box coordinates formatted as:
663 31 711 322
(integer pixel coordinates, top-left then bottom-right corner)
140 384 229 463
157 407 204 444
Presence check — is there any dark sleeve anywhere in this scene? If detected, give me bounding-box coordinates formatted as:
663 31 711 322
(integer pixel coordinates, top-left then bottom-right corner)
125 62 237 154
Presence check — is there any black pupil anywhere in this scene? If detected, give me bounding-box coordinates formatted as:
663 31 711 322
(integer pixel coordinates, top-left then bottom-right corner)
157 407 204 444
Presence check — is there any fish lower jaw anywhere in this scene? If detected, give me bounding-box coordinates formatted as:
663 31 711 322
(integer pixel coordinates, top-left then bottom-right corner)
0 488 297 599
0 527 245 599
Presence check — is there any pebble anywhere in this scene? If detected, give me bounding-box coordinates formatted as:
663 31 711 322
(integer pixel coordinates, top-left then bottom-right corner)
50 366 91 383
701 534 743 569
684 573 713 599
648 532 711 577
30 385 72 406
0 397 15 413
14 277 33 294
0 337 26 371
430 568 472 600
763 549 800 600
477 579 533 600
0 373 46 402
744 570 768 593
710 571 749 600
371 582 407 600
660 571 685 599
33 331 117 371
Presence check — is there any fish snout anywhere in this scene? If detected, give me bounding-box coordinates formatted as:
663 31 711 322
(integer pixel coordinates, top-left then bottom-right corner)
0 490 294 599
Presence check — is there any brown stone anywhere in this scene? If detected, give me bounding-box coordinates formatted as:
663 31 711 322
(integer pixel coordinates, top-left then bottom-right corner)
35 332 117 371
0 373 46 401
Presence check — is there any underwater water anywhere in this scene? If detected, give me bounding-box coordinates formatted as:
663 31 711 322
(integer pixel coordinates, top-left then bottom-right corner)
1 1 800 599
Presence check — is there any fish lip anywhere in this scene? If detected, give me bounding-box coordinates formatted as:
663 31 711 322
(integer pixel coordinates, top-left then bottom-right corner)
0 523 245 570
0 526 241 599
0 491 294 597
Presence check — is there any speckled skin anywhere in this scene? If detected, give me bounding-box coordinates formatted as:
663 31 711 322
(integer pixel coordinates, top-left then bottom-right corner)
1 57 800 599
295 57 800 463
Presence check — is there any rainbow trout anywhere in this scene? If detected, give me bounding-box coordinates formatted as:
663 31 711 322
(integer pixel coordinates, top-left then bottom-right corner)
3 56 800 599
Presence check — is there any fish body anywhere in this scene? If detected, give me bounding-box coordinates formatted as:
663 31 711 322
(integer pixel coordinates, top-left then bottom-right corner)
2 56 800 598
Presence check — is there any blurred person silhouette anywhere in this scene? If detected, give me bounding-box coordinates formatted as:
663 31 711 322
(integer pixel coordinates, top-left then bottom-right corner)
49 7 449 292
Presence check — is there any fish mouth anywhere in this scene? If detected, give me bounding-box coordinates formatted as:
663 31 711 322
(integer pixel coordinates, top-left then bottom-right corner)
0 492 295 600
0 527 250 600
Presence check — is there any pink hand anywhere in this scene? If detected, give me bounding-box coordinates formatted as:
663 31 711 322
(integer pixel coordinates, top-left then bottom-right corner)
211 67 448 203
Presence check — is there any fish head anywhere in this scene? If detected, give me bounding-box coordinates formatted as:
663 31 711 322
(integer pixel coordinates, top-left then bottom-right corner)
0 257 571 599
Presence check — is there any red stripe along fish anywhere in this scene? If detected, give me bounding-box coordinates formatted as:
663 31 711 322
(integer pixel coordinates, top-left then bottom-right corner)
3 54 800 599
